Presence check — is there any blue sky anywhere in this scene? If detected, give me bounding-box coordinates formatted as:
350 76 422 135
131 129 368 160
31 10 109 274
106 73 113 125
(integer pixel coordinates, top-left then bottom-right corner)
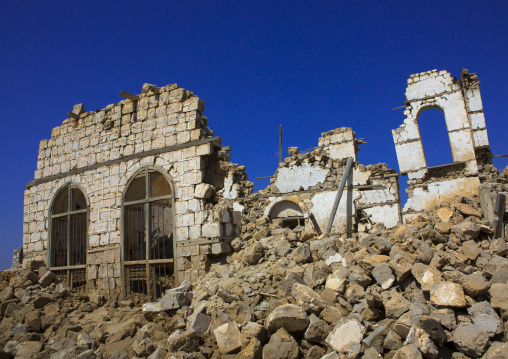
1 1 507 269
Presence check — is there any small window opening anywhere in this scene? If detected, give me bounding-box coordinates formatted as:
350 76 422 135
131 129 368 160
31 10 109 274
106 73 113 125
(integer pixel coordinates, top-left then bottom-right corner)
269 201 304 230
123 167 175 303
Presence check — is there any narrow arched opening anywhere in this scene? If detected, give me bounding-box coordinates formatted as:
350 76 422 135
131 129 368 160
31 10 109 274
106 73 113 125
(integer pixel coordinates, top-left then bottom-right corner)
122 166 176 303
417 107 454 167
49 184 88 292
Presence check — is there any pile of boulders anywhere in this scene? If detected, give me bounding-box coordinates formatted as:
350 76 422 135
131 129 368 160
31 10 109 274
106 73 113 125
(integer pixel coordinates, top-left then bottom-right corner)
1 190 508 358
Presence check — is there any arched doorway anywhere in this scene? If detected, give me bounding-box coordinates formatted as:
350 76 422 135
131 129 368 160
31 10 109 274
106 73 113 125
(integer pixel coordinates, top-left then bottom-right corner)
122 167 176 303
49 184 88 291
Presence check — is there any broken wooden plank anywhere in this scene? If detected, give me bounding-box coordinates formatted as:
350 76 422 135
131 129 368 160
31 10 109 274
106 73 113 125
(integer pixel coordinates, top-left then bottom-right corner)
119 90 140 101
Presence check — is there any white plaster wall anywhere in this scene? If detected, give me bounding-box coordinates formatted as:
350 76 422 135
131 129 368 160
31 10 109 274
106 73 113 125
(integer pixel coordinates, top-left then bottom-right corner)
394 141 426 173
310 190 360 233
275 162 329 193
473 130 489 148
403 177 480 213
328 142 357 161
470 113 486 130
465 88 483 112
363 204 400 228
448 130 476 161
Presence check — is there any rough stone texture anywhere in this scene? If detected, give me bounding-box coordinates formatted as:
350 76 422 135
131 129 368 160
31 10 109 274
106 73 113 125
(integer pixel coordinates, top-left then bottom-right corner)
213 322 242 354
265 304 310 333
430 282 466 308
325 317 366 357
490 283 508 311
452 322 490 358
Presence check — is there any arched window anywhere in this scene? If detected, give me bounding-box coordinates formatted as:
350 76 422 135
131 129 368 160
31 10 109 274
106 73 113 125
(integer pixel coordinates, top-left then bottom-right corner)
417 107 454 167
269 200 304 230
123 167 175 303
49 184 88 291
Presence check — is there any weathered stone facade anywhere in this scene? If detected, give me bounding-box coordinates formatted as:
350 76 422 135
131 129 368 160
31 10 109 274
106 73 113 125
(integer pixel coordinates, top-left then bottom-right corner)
239 127 402 241
392 69 495 219
23 83 251 298
22 68 498 300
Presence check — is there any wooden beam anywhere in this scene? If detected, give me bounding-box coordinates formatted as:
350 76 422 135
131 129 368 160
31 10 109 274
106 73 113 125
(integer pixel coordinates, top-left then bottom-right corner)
67 112 80 120
119 90 139 101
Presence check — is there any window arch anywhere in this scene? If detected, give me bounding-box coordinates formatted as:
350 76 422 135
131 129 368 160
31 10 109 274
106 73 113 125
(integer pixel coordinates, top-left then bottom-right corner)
122 166 176 303
269 200 304 229
49 184 88 291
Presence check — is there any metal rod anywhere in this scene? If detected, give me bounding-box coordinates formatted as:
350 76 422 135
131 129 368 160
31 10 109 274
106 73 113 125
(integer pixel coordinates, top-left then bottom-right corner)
279 125 283 163
325 158 354 234
255 176 273 180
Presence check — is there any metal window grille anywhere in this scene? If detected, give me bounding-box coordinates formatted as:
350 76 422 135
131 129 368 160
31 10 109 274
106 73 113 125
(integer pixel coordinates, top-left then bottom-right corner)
123 168 175 304
49 184 88 292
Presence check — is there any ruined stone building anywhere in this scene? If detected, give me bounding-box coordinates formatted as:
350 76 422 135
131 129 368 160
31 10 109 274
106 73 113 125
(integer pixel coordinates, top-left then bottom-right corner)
22 69 496 301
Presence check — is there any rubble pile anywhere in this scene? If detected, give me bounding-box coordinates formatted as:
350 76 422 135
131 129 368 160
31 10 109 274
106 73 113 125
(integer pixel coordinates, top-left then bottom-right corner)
2 184 508 358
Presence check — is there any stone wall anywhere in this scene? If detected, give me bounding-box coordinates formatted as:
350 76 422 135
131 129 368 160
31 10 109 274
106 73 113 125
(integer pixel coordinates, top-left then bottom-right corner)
23 83 251 296
238 127 402 237
392 69 495 218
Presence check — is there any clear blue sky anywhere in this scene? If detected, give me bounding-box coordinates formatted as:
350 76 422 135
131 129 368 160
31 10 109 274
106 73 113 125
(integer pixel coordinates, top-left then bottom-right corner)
1 1 507 270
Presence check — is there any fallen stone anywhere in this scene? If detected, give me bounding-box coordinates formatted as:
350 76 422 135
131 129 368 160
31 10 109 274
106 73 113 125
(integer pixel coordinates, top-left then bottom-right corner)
392 343 422 359
452 220 480 241
237 338 262 359
454 202 482 218
147 348 167 359
490 283 508 310
411 263 443 291
241 321 268 344
430 282 466 308
467 301 503 337
33 294 55 309
159 290 192 310
452 322 489 358
483 342 508 359
265 304 310 333
279 272 304 295
243 242 264 265
263 327 299 359
437 207 454 222
372 262 395 290
291 283 326 314
38 270 57 286
291 244 311 264
388 253 414 282
213 322 242 354
187 312 212 335
462 272 489 297
325 317 365 357
385 293 411 319
166 329 200 353
304 314 330 344
325 266 349 293
15 341 43 359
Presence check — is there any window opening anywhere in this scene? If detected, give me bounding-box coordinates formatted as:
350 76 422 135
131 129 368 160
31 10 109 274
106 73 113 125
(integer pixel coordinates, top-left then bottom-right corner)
123 167 175 303
50 184 88 292
269 201 304 230
417 108 454 167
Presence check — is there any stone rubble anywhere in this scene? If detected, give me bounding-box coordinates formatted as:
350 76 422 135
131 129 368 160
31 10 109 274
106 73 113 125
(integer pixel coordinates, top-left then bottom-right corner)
2 174 508 358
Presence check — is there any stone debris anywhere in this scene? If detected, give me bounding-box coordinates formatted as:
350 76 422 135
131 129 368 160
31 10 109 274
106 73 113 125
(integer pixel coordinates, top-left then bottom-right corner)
5 108 508 358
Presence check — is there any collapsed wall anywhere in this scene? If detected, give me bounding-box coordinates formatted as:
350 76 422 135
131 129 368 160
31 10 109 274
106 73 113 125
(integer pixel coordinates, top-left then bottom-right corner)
392 69 497 220
238 127 402 240
23 83 251 299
